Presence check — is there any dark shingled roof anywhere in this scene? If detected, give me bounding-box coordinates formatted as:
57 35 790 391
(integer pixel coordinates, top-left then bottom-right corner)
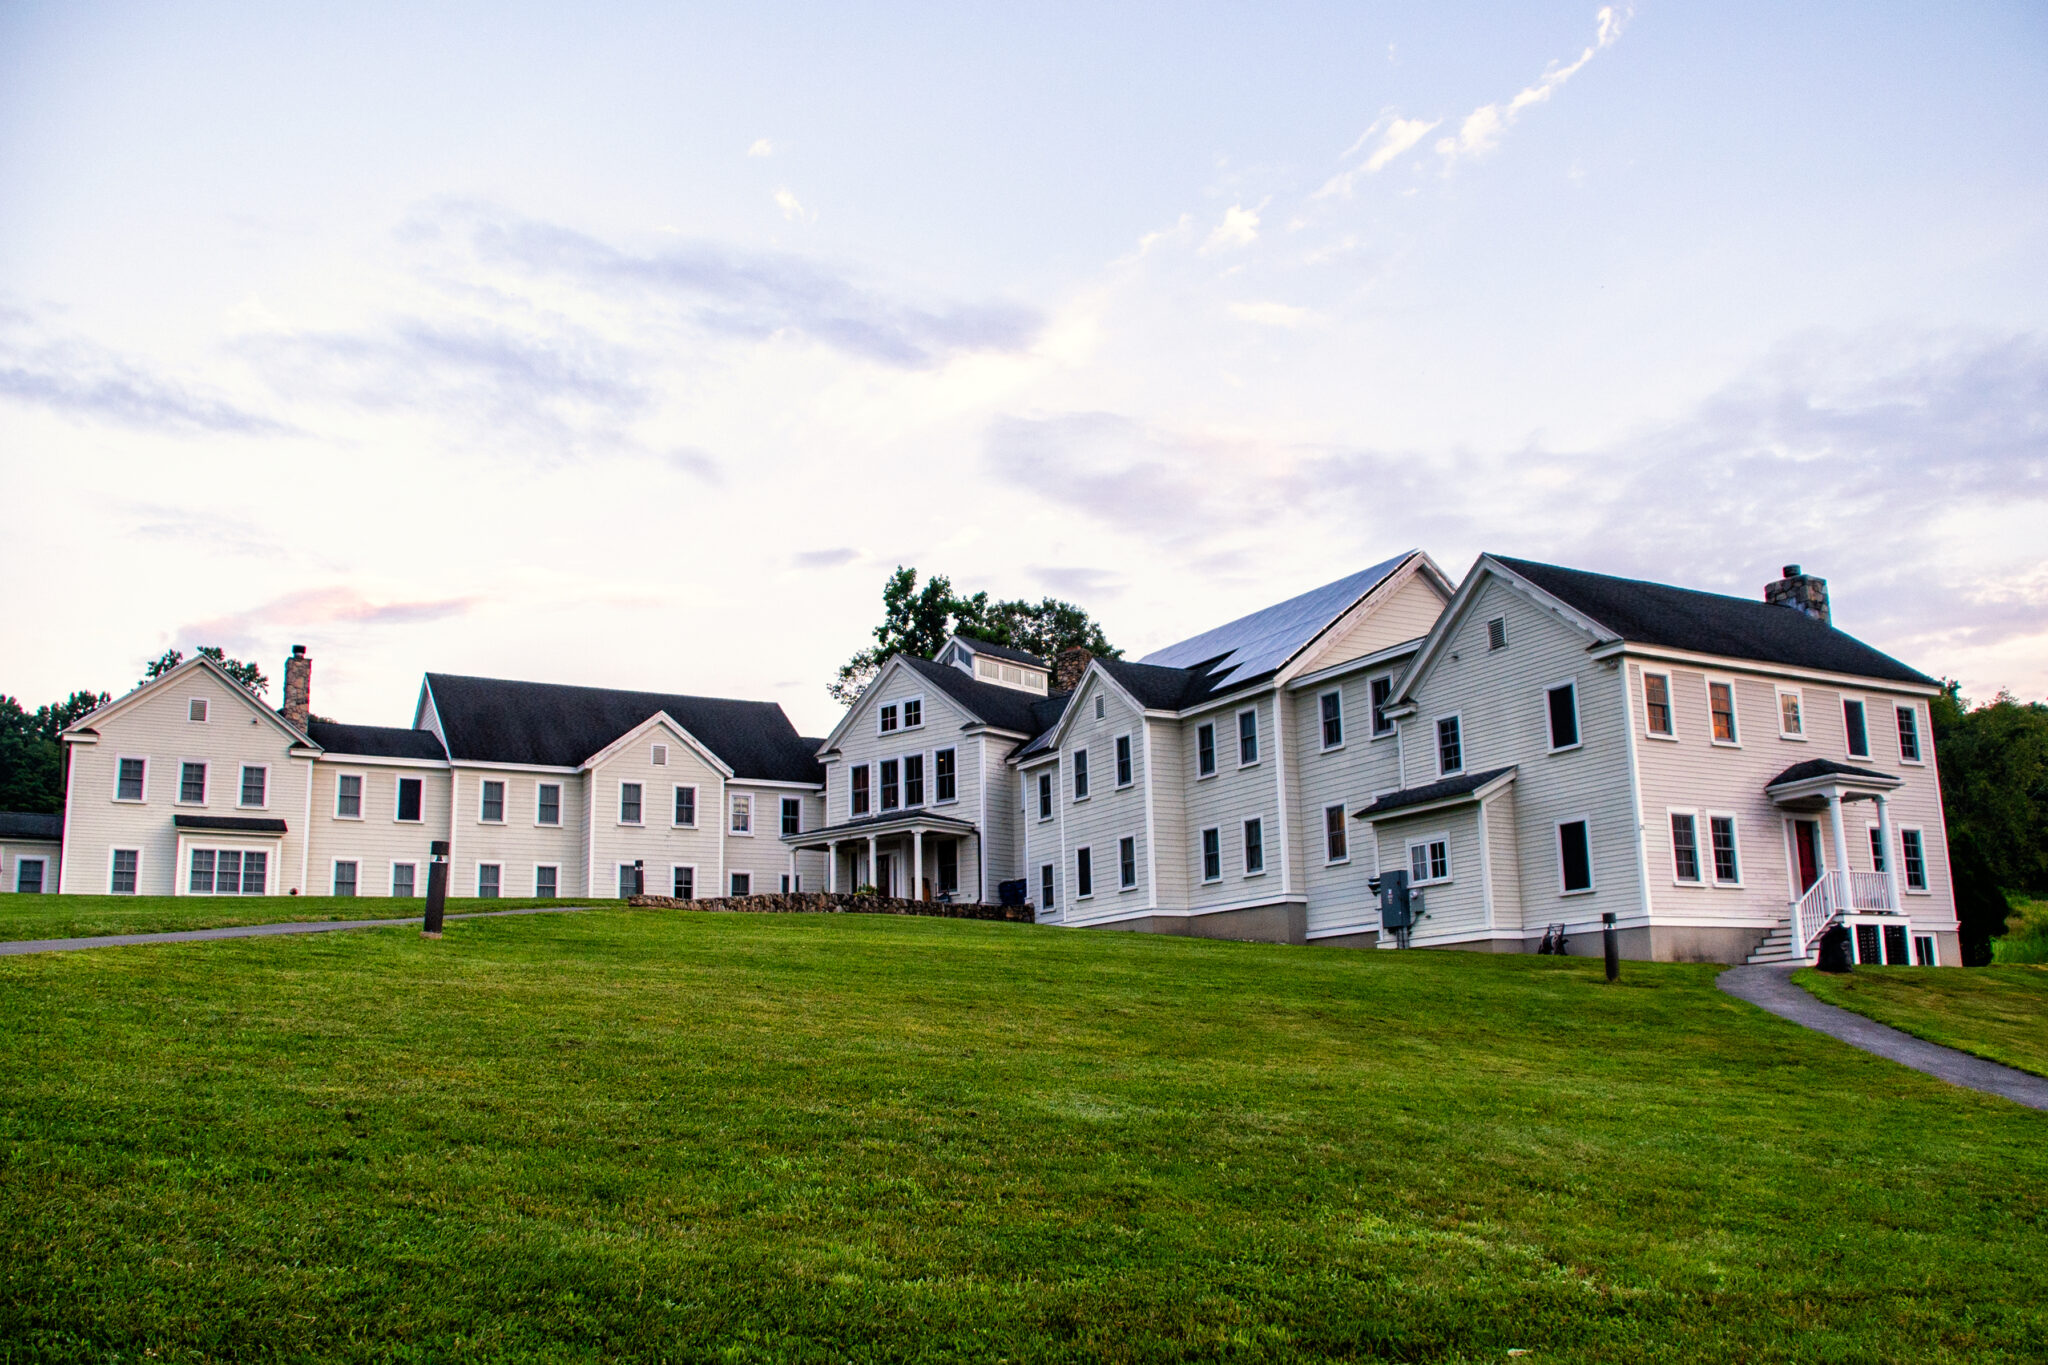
425 674 824 783
1493 557 1936 687
786 808 980 842
899 657 1070 740
956 638 1050 669
173 814 288 834
307 721 447 761
1766 758 1901 789
1352 767 1516 820
0 811 62 841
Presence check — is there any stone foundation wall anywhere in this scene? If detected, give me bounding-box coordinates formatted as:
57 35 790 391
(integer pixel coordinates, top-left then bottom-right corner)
627 891 1035 923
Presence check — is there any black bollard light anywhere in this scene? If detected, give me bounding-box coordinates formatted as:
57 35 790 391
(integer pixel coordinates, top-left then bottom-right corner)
1602 911 1619 982
633 859 645 899
423 839 449 938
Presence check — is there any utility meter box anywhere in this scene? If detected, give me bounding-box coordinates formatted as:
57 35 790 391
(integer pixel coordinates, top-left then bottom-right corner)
1377 869 1414 931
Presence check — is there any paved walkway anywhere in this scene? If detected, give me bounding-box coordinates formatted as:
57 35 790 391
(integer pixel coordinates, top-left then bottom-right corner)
1719 964 2048 1110
0 906 590 957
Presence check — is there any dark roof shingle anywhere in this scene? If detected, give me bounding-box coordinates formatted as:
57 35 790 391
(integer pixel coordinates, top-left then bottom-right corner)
899 657 1069 739
955 638 1050 669
0 811 62 841
1493 557 1936 687
1352 767 1516 820
173 814 288 834
1766 759 1901 789
306 721 448 761
425 674 823 782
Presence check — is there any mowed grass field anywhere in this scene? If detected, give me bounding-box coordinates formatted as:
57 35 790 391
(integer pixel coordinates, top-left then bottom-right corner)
1797 963 2048 1077
0 893 581 943
3 912 2044 1363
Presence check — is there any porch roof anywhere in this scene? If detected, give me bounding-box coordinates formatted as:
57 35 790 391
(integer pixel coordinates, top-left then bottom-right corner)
781 808 978 851
1351 766 1517 823
173 814 289 836
1765 758 1901 807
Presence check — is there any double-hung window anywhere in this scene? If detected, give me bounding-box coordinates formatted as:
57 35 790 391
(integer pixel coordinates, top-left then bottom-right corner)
1896 705 1921 762
1076 847 1093 898
179 762 207 805
1708 681 1738 744
1196 723 1216 777
1643 673 1673 736
1843 699 1870 759
1869 826 1886 874
536 782 561 825
1115 735 1132 787
671 866 693 899
1238 710 1259 766
937 841 959 894
1546 683 1579 750
935 748 956 802
1037 771 1052 820
240 765 267 807
336 774 363 819
1324 805 1347 863
850 765 870 816
1436 717 1463 776
1073 749 1089 800
670 784 695 827
1119 836 1137 890
1201 828 1222 882
397 776 424 822
392 862 417 897
1040 863 1056 909
1243 819 1265 875
1671 814 1701 882
1557 820 1593 894
730 793 752 834
730 873 752 897
1709 816 1740 884
333 860 358 896
1409 836 1449 885
1320 692 1343 749
15 859 44 894
617 782 641 825
1370 676 1394 736
536 866 558 898
879 760 900 811
481 779 506 823
1901 830 1927 890
1779 689 1805 739
115 758 147 802
904 754 924 806
782 797 801 838
478 864 501 898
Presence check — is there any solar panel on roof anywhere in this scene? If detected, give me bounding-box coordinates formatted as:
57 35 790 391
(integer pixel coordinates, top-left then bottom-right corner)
1138 553 1412 686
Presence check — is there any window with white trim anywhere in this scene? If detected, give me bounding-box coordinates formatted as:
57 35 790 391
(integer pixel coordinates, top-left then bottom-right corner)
617 864 640 898
398 777 424 823
1320 691 1343 749
1037 770 1052 821
850 765 870 816
1843 699 1870 759
1040 863 1056 909
392 862 416 898
1370 676 1394 736
1670 813 1701 882
481 779 506 823
1896 705 1922 762
333 860 358 896
730 792 752 833
1557 820 1593 894
1119 836 1137 890
1546 682 1579 751
1643 672 1673 737
617 782 641 825
115 757 147 803
1901 829 1927 890
1197 723 1216 777
880 759 900 811
336 773 363 819
1094 695 1105 720
1408 835 1449 886
1709 815 1740 884
671 866 694 899
1073 748 1089 800
187 848 265 895
1324 804 1347 863
782 797 801 838
935 748 956 802
1868 826 1886 874
1243 818 1264 875
878 703 899 734
188 697 209 723
1076 846 1093 898
1115 735 1132 787
15 858 45 894
902 698 922 729
239 765 267 808
1778 688 1805 739
1201 828 1222 882
536 865 558 898
1436 716 1463 776
179 761 207 805
1708 680 1738 744
536 782 560 826
904 754 924 807
477 863 501 898
1238 709 1259 766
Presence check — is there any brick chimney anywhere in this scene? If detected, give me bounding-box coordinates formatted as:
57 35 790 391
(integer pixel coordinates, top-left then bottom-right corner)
282 645 312 729
1054 646 1093 693
1764 565 1829 625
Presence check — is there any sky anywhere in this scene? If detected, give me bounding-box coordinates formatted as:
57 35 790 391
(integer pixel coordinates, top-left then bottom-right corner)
1 0 2043 738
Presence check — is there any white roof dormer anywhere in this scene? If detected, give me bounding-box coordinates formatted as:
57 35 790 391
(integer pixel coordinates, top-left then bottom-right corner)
939 635 1051 694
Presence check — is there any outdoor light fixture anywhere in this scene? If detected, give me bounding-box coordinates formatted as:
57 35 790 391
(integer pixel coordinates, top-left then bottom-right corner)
423 839 449 938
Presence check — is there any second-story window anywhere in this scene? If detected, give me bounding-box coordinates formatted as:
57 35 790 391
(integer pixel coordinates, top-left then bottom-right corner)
1115 735 1132 786
1325 804 1347 863
672 785 695 827
239 765 266 807
1709 681 1738 744
1896 705 1921 762
1321 692 1343 749
617 782 641 825
481 779 506 822
1371 676 1394 735
537 782 561 826
1843 699 1870 758
1037 771 1052 820
1644 673 1673 736
1436 716 1463 776
1238 710 1259 765
935 748 956 802
731 793 752 834
336 774 363 818
398 777 423 823
879 759 900 811
1779 690 1804 738
782 797 801 837
850 764 870 816
180 762 207 805
905 754 924 806
1547 682 1580 750
1073 748 1089 799
879 703 898 734
1197 723 1216 777
114 757 146 802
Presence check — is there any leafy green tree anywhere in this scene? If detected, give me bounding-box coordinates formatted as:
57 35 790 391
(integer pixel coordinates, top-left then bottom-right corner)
142 646 268 695
1932 683 2048 964
830 568 1119 704
0 688 111 814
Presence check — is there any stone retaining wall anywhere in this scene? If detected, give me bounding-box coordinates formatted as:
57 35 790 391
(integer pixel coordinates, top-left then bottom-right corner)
626 891 1035 923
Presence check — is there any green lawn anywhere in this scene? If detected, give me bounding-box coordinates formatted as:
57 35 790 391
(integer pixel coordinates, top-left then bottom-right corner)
3 913 2044 1363
0 892 588 943
1796 963 2048 1077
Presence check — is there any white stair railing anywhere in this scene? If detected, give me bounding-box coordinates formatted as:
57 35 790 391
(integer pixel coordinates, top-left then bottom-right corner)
1796 872 1845 955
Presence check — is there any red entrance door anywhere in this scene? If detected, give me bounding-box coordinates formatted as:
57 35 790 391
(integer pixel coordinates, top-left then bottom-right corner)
1794 820 1823 892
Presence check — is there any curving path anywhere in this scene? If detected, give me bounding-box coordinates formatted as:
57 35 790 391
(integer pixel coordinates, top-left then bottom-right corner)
0 905 590 957
1719 963 2048 1111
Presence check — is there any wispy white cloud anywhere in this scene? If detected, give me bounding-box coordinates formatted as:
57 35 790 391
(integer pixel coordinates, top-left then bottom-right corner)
1316 114 1442 197
1437 5 1630 166
774 187 812 222
184 586 482 651
1201 203 1262 254
747 138 776 157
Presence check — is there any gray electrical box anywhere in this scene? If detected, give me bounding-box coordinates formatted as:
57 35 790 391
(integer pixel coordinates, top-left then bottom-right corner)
1376 869 1413 930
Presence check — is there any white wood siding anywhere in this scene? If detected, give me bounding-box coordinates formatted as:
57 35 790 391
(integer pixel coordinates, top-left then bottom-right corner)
1368 805 1486 942
1055 675 1151 923
1181 692 1286 913
306 760 453 895
1293 670 1404 936
1 838 62 893
1296 573 1448 675
586 723 724 899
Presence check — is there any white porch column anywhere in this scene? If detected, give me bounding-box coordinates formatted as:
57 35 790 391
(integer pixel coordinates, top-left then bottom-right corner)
913 828 924 902
1825 790 1852 912
1875 793 1903 912
868 834 878 893
828 841 839 893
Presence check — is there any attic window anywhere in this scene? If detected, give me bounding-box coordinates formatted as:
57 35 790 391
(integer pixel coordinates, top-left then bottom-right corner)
651 743 668 766
879 703 898 734
1487 618 1508 651
188 698 209 723
977 658 1001 680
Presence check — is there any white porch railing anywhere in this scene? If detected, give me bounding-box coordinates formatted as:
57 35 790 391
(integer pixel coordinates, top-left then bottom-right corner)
1794 871 1898 953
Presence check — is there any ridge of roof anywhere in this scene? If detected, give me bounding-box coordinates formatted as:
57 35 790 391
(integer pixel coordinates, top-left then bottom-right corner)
1490 557 1936 687
422 672 822 782
951 636 1051 669
898 656 1069 738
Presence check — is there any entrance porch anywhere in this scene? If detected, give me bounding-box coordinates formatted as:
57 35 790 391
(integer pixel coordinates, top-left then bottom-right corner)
781 810 981 903
1763 759 1906 963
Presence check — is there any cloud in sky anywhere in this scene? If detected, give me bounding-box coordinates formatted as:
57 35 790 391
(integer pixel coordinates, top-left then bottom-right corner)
1316 115 1442 197
1201 203 1261 254
183 586 481 651
748 138 775 157
1437 5 1630 166
793 547 860 569
774 187 811 222
0 322 292 435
